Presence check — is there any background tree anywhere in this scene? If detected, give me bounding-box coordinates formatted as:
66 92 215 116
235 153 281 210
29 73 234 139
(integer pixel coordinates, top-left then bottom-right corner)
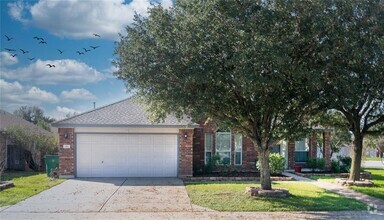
4 125 58 171
114 0 326 190
14 106 55 131
318 0 384 181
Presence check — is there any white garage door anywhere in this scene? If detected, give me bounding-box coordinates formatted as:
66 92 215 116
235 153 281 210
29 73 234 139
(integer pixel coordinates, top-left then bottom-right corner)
76 133 178 177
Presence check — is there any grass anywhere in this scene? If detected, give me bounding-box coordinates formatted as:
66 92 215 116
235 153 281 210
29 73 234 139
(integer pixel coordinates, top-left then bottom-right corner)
0 172 64 207
350 168 384 200
185 181 366 211
363 157 383 161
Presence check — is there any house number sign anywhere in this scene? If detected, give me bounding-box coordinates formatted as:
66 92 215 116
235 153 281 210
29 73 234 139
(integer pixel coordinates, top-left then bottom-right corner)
63 144 71 149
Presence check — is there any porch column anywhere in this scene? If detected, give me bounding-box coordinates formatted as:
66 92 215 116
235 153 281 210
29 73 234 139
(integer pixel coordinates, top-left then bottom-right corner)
323 131 331 170
58 128 75 178
309 132 317 159
288 140 295 169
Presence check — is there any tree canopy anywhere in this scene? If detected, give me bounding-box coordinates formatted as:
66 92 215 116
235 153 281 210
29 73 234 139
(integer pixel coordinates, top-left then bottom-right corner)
14 106 55 131
115 0 327 190
316 0 384 180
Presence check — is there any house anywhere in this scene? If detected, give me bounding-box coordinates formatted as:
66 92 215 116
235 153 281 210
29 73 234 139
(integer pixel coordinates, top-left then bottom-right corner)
0 109 55 171
53 97 331 178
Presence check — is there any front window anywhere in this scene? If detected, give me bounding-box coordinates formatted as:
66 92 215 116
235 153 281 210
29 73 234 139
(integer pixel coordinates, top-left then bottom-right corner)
204 133 213 164
216 131 231 164
234 134 242 165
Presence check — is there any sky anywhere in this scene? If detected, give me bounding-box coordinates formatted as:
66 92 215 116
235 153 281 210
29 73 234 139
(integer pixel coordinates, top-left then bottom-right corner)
0 0 173 120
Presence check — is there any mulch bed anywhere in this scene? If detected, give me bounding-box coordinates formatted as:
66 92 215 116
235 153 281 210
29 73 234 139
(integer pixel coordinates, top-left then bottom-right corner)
292 171 372 180
184 172 294 182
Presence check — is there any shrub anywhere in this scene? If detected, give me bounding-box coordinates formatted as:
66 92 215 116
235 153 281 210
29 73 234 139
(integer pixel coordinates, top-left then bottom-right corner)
337 156 352 173
331 160 341 173
203 155 220 173
256 153 285 175
307 158 325 172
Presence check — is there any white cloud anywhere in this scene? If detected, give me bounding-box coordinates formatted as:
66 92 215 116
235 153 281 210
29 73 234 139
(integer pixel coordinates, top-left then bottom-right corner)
1 59 104 85
61 88 96 101
9 0 173 40
56 106 78 115
7 0 30 23
0 79 59 111
0 51 19 66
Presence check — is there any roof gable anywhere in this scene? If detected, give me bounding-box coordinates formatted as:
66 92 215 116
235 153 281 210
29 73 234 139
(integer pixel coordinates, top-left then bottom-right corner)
0 109 54 136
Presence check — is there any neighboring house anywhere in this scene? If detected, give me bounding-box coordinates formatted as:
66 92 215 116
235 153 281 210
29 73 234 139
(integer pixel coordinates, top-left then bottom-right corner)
53 97 331 178
0 109 55 170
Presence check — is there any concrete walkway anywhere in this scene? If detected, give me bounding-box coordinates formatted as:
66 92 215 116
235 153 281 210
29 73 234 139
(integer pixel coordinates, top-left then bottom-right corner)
363 161 384 169
283 172 384 211
1 211 384 220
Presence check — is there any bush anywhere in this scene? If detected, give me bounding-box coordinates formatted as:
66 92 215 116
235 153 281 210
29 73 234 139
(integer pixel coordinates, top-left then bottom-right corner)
307 158 325 172
256 153 285 175
337 156 352 173
331 160 341 173
203 155 220 173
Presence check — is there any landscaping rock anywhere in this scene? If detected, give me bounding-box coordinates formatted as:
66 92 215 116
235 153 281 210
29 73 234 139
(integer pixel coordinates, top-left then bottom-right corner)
245 187 290 197
335 178 374 187
0 181 14 191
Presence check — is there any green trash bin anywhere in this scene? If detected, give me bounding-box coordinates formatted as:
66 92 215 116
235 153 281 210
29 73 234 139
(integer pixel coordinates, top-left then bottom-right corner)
45 155 59 177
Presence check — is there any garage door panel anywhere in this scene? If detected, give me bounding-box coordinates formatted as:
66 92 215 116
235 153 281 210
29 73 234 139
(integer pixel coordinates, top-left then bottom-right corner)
76 134 177 177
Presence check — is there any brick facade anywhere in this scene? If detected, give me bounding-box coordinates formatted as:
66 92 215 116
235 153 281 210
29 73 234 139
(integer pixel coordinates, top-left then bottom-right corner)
323 131 331 170
179 129 194 177
58 128 75 177
287 140 295 169
287 132 332 170
309 133 317 159
192 121 258 173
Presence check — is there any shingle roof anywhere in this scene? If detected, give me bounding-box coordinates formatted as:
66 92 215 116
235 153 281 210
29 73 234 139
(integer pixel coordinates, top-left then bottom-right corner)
52 97 197 128
0 109 54 136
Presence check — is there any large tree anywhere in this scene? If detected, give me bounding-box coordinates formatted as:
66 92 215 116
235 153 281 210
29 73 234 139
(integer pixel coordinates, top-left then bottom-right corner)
14 106 55 131
318 0 384 181
114 0 325 190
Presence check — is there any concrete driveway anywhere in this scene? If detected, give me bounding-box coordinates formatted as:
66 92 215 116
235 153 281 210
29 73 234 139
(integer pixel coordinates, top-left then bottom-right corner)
1 178 193 213
363 161 384 169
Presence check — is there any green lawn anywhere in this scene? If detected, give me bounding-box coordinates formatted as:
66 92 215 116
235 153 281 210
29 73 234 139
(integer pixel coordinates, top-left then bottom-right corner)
185 182 366 211
0 172 64 206
350 168 384 200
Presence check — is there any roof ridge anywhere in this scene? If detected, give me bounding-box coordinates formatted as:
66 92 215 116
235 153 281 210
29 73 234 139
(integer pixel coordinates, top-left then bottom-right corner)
52 96 134 126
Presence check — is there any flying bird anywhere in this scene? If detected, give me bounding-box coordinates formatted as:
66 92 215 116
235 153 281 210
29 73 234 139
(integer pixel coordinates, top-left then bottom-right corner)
4 48 16 52
33 36 44 41
4 35 13 41
28 58 35 61
90 46 100 50
76 51 84 55
93 33 101 37
83 48 91 52
57 49 64 54
10 54 17 57
20 49 29 54
39 40 47 44
46 64 55 68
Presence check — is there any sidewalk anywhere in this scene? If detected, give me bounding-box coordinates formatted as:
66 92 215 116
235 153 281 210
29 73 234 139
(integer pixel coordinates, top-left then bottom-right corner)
283 172 384 211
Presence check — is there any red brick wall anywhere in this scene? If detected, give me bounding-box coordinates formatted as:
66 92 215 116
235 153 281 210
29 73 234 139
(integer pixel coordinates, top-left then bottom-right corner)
288 140 295 169
192 121 258 173
58 128 75 177
309 133 317 159
179 129 194 177
323 131 331 170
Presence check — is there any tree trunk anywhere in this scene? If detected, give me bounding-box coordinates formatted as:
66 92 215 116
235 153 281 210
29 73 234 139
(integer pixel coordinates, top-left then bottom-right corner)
349 136 363 181
259 149 272 190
